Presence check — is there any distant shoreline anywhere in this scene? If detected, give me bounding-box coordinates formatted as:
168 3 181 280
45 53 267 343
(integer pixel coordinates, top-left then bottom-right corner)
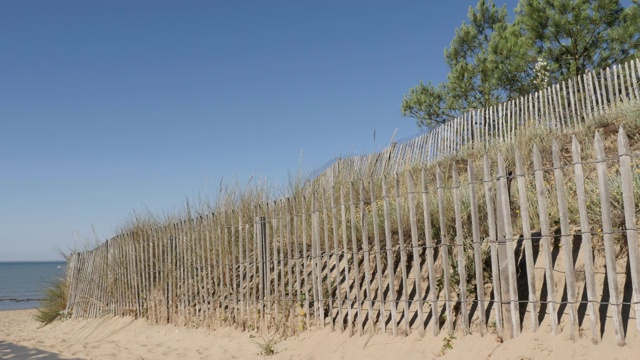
0 307 39 312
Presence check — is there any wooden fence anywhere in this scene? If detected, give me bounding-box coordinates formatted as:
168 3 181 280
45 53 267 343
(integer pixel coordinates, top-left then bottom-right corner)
311 58 640 183
66 126 640 345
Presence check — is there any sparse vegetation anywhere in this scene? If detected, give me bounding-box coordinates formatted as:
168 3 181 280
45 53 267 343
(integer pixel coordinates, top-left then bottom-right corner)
438 334 456 356
35 278 69 325
252 333 283 356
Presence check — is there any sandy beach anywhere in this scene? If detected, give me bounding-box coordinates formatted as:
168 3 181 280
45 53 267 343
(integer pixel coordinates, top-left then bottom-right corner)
0 309 639 359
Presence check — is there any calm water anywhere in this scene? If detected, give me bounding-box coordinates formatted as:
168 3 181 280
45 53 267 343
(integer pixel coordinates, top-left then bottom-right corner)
0 261 67 311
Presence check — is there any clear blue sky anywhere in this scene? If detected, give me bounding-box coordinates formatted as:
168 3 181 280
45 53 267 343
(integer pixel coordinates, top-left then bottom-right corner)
0 0 522 261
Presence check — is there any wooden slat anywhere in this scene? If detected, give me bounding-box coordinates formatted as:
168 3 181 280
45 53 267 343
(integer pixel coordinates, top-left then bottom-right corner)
617 127 640 333
136 230 145 317
190 217 200 326
237 212 245 328
84 249 96 318
93 245 104 318
86 250 97 318
407 172 425 334
101 243 109 317
301 196 312 329
359 181 374 333
571 136 601 343
292 198 303 330
489 105 494 142
589 72 599 116
76 251 87 317
532 145 559 335
624 61 633 101
322 190 334 328
369 178 386 333
619 63 627 102
270 204 279 323
311 193 323 327
256 211 265 329
168 227 176 323
120 234 130 317
349 183 363 331
630 60 639 100
594 131 625 346
382 176 399 335
229 214 237 325
514 149 539 331
577 74 587 124
330 186 344 330
561 81 570 128
394 174 411 335
252 208 260 330
245 221 252 329
195 218 204 324
224 213 233 326
80 249 91 317
593 70 604 116
614 65 620 103
583 73 593 120
65 252 78 317
497 152 520 337
197 219 206 324
600 69 609 114
452 165 469 332
483 155 504 338
203 218 210 325
216 216 225 324
121 235 129 317
285 200 293 315
534 90 540 126
274 199 291 324
558 83 568 129
265 206 274 323
147 227 156 323
551 140 579 340
340 187 353 332
155 228 163 323
606 67 614 106
436 166 454 334
550 85 559 129
141 230 150 317
511 99 517 142
468 161 487 335
309 196 318 327
543 88 550 127
184 220 193 324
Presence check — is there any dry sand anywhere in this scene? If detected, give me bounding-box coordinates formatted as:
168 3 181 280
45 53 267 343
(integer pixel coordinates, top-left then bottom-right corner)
1 309 639 359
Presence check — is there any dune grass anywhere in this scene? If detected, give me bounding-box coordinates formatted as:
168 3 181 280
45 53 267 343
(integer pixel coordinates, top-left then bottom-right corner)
35 278 69 325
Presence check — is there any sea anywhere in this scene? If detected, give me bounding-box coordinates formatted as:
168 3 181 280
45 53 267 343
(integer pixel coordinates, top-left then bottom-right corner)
0 261 67 311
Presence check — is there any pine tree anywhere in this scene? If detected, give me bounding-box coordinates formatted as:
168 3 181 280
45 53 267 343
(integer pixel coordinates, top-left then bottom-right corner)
402 0 640 129
517 0 640 82
402 0 534 129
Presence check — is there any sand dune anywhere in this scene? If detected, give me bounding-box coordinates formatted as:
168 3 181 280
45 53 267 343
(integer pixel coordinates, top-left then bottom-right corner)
1 309 639 359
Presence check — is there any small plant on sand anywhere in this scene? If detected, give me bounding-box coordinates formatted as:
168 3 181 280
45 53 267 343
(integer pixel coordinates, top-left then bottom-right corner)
253 334 283 356
488 320 496 334
438 334 456 356
35 278 68 325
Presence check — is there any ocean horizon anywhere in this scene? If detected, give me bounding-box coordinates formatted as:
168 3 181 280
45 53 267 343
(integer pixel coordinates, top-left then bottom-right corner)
0 261 67 311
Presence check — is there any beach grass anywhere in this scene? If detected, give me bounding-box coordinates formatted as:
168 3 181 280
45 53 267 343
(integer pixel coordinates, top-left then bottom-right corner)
35 278 68 325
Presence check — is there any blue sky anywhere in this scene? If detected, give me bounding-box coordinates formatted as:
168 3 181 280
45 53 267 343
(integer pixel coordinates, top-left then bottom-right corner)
0 0 522 261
